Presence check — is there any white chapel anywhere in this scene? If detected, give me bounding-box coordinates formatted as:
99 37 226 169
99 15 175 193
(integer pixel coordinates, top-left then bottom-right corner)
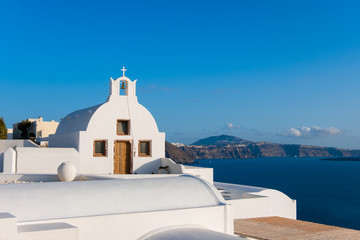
49 67 166 174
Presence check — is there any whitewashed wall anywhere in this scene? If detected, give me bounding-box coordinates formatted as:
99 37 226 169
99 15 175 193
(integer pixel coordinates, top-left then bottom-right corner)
49 132 80 150
215 182 297 220
6 206 231 240
11 147 79 174
50 94 166 174
183 165 214 184
1 140 39 173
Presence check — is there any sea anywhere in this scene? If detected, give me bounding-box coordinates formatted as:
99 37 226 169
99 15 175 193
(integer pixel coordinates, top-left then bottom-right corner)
187 157 360 230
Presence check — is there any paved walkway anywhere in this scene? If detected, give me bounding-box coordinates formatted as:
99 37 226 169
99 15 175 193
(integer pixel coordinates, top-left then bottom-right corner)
234 217 360 240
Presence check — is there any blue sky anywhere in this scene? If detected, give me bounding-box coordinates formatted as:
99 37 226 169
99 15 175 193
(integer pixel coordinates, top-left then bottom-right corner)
1 0 360 148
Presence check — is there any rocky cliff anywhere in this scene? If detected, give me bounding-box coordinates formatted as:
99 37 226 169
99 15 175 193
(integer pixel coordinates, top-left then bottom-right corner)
165 141 193 163
165 135 360 163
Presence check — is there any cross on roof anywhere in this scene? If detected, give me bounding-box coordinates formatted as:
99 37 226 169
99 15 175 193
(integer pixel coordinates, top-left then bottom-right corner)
121 66 127 77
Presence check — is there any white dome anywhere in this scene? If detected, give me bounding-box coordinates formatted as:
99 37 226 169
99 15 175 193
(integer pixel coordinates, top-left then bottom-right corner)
55 104 102 135
142 227 242 240
54 76 159 136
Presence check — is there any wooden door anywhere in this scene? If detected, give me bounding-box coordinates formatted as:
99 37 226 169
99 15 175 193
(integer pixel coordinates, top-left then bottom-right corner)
114 141 131 174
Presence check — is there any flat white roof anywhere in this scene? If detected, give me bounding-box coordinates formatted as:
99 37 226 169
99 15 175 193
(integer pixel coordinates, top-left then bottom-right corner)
0 175 225 222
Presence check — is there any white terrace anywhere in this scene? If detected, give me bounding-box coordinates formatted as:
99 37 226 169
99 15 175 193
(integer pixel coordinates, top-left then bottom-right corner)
0 68 296 240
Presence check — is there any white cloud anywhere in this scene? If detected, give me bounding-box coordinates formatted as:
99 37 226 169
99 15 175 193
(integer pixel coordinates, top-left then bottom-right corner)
225 123 240 129
279 126 342 138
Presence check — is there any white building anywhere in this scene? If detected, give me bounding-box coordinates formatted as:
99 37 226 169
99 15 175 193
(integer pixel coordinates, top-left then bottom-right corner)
49 69 165 174
0 68 296 240
12 117 59 141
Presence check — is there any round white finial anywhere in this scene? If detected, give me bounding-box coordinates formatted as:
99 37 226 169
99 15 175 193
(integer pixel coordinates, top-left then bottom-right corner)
121 66 127 76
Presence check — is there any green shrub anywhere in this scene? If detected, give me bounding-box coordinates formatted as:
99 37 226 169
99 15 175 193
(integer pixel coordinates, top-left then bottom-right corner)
17 120 31 138
0 117 7 139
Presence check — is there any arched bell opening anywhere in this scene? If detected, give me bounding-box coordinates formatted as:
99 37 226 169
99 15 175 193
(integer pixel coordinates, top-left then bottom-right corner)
120 80 127 96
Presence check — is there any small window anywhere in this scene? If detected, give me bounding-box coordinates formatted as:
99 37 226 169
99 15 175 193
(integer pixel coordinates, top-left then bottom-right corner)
117 120 130 135
94 140 107 157
139 140 151 157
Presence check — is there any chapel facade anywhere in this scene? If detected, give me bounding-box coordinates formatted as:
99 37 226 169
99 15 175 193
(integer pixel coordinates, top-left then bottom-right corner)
49 67 165 174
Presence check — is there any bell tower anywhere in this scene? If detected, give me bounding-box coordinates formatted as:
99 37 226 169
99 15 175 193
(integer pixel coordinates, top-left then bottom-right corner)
107 67 137 101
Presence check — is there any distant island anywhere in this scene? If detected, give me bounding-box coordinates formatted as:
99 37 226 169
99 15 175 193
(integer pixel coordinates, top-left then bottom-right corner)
166 135 360 163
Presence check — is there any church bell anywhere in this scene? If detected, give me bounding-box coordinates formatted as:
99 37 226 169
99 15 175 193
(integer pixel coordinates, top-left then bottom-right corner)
120 82 125 89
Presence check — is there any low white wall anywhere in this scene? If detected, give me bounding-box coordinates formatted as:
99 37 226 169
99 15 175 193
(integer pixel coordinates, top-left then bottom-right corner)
261 189 297 219
21 206 230 240
0 140 39 153
158 159 213 184
15 147 79 174
215 182 297 220
160 158 184 174
228 193 296 220
228 196 271 219
183 165 213 184
1 140 40 172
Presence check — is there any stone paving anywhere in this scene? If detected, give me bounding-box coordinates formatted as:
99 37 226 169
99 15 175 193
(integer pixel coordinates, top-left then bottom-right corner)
234 217 360 240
